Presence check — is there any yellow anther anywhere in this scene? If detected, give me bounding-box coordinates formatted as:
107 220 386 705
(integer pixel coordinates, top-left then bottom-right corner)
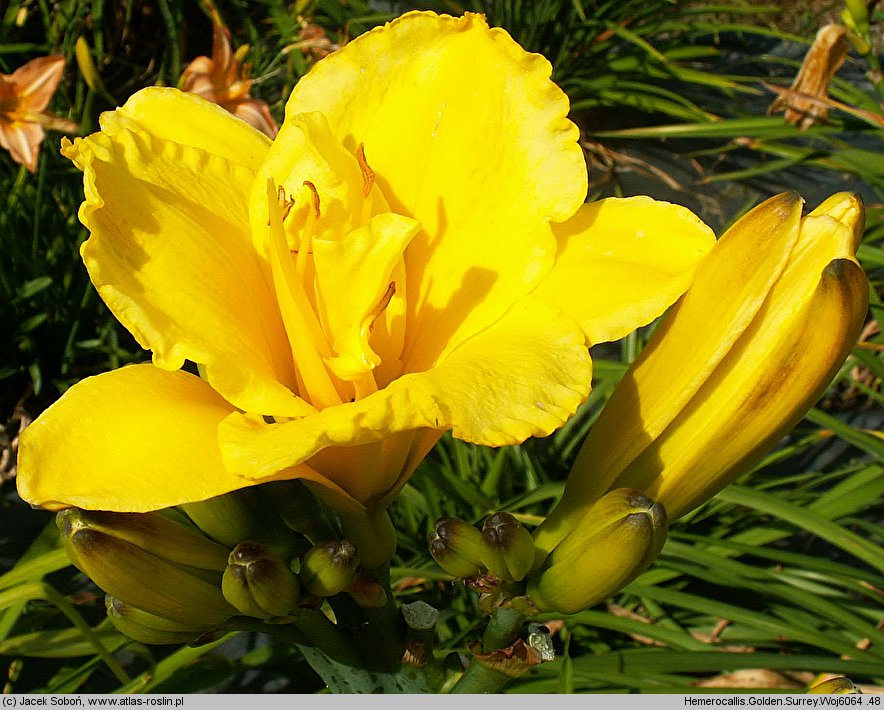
303 180 321 219
277 185 295 222
368 282 396 333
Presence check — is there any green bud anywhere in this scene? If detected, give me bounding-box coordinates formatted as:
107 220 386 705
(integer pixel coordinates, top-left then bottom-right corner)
257 480 337 543
527 488 667 614
480 512 535 582
181 488 297 556
221 541 300 618
60 509 229 571
181 492 255 547
106 596 218 645
339 509 397 569
427 517 484 579
843 0 869 36
808 676 861 694
58 509 236 627
300 539 359 597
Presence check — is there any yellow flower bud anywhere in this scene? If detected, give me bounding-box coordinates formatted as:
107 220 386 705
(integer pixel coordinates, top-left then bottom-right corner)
536 193 868 557
59 509 229 571
345 572 388 608
808 675 862 694
58 509 237 628
528 488 667 614
105 596 220 646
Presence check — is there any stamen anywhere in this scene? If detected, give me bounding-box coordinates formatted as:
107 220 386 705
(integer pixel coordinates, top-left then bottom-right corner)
277 185 295 222
265 178 341 410
296 180 320 281
303 180 321 219
356 144 375 198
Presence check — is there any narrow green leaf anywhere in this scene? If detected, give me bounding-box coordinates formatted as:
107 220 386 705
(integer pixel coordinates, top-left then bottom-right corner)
0 626 125 658
804 407 884 461
715 485 884 574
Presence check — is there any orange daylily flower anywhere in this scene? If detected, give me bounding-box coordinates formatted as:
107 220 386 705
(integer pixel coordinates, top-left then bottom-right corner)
284 20 340 62
0 55 75 173
180 23 278 138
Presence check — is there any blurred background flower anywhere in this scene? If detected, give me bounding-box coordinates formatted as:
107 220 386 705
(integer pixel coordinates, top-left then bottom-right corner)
0 55 76 172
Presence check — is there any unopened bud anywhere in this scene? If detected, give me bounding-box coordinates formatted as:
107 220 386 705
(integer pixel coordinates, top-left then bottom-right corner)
257 480 337 542
181 489 297 556
58 509 236 627
527 488 667 614
427 517 484 578
61 509 229 571
221 541 300 619
106 596 218 646
300 540 359 597
480 512 535 582
808 676 862 694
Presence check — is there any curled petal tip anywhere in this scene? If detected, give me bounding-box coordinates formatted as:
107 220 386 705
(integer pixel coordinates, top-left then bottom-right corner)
763 191 803 220
810 192 865 248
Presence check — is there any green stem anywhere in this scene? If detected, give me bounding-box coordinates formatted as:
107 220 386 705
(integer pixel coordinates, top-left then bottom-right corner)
481 607 525 653
354 566 406 671
250 587 442 693
234 611 388 693
327 566 403 673
449 607 526 694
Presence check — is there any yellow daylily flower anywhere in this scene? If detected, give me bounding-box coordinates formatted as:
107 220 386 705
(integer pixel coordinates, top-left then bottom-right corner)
17 11 714 518
0 54 76 173
534 192 869 558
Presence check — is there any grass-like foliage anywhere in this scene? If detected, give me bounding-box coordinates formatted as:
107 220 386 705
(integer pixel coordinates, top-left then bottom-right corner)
1 0 882 694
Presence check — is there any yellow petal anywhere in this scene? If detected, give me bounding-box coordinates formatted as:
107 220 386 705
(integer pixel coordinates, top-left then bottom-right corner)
535 197 716 345
286 11 587 372
98 86 271 171
314 212 419 380
16 365 244 512
249 111 369 254
62 124 311 417
535 192 804 555
218 297 591 504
